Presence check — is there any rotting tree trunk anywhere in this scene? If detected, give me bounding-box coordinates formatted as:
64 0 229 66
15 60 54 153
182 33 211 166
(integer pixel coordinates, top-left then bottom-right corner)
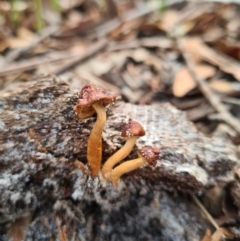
0 75 239 240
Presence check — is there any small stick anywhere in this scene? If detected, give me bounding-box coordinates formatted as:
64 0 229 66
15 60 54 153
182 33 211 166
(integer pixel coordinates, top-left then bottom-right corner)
93 2 157 38
0 51 79 76
107 37 173 52
183 52 240 135
191 194 219 230
223 97 240 106
75 70 121 95
54 38 108 75
4 24 59 64
0 39 106 77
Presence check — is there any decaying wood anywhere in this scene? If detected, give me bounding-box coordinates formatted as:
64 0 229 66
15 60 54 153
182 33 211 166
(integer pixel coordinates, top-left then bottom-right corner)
0 75 239 240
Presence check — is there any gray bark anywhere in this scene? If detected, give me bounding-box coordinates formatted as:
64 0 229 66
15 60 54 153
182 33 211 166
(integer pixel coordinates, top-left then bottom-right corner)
0 75 239 240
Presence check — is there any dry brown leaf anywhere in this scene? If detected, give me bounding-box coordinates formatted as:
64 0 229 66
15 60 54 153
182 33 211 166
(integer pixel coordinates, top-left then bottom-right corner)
209 80 232 93
171 20 195 37
88 57 114 76
200 228 233 241
7 28 35 49
7 38 31 49
132 48 150 62
195 65 216 79
131 48 162 71
179 37 240 81
209 79 240 96
173 67 196 97
173 64 215 97
211 228 223 241
66 10 83 28
145 55 162 71
107 50 129 66
188 12 220 35
214 39 240 61
109 19 142 41
220 227 235 239
203 27 224 42
158 10 179 32
17 28 35 41
200 229 212 241
226 19 240 36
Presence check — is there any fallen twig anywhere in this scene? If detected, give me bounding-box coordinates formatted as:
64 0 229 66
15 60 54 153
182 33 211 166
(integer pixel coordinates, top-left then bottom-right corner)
182 51 240 135
0 39 108 77
75 69 121 94
93 2 156 38
107 37 173 52
54 38 108 75
191 194 219 230
4 24 60 64
179 38 240 81
0 51 80 77
222 97 240 106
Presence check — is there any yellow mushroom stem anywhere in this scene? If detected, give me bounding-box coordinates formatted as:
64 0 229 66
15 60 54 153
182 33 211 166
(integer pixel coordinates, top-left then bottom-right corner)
88 102 106 176
101 136 138 179
110 155 146 184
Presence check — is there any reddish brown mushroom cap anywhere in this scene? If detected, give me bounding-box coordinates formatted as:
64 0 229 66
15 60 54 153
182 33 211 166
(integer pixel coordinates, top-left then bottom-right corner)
121 120 145 138
74 83 116 119
138 146 159 167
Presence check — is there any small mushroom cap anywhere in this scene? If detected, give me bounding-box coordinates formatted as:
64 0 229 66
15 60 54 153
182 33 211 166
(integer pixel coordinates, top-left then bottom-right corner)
138 146 159 167
121 120 145 138
74 83 116 119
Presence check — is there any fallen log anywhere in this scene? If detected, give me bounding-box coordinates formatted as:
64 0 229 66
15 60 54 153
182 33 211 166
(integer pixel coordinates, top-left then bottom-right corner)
0 75 239 240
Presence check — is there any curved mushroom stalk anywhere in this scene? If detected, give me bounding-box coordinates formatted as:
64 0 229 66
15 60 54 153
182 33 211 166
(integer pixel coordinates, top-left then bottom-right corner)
110 146 159 184
88 102 106 176
101 120 145 180
101 136 137 179
74 84 116 176
110 157 146 184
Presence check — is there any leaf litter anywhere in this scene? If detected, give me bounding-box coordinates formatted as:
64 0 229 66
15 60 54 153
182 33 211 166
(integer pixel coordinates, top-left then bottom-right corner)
1 0 240 240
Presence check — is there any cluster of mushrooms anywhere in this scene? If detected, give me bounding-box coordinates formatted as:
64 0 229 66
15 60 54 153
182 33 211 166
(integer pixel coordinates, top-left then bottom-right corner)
74 83 159 184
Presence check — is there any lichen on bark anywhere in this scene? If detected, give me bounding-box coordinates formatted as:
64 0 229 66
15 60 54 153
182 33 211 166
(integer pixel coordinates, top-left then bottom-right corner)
0 75 239 240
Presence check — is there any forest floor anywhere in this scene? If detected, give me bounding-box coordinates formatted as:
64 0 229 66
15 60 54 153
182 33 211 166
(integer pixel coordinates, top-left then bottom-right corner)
1 0 240 240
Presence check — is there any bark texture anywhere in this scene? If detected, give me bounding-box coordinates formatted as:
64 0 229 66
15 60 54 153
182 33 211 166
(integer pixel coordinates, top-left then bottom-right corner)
0 75 239 240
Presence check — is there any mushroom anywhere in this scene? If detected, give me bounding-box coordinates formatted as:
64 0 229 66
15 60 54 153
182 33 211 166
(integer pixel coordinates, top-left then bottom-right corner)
74 83 116 176
110 146 160 184
102 120 145 179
